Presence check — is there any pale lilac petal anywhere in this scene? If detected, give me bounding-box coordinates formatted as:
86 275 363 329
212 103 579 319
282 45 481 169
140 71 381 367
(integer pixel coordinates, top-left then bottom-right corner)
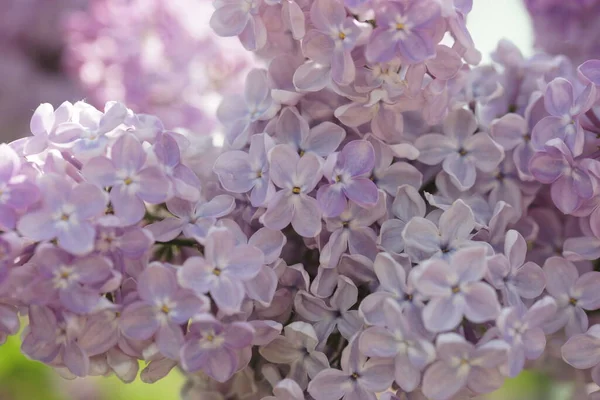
423 297 463 332
544 78 574 117
415 134 456 165
344 179 378 208
462 282 501 323
422 361 466 400
562 332 600 369
307 369 350 400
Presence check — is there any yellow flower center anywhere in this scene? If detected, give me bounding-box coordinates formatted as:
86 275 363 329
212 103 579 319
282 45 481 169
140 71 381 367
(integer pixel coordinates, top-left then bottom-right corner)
292 187 301 194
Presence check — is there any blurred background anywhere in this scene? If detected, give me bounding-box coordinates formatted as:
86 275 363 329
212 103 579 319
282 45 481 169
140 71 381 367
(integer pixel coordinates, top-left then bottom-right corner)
0 0 590 399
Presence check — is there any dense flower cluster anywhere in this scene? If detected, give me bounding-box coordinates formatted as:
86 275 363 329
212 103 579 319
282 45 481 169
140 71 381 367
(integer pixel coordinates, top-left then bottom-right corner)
63 0 253 133
3 0 600 399
524 0 600 64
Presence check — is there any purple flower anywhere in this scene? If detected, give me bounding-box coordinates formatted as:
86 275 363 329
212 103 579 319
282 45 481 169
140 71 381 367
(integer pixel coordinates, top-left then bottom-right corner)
495 296 557 377
307 337 394 400
53 102 128 159
152 132 201 203
213 133 275 207
180 314 254 382
21 306 90 377
320 195 386 268
217 69 277 148
366 0 441 64
415 108 504 190
490 113 536 180
379 184 426 256
317 140 379 218
402 199 478 262
359 300 435 392
261 144 323 238
414 247 501 332
17 174 107 256
24 102 73 156
259 321 329 389
210 0 267 51
82 133 171 226
275 107 346 158
264 379 305 400
146 195 236 243
294 276 364 342
531 78 596 156
26 246 116 314
529 138 598 214
422 334 508 400
0 302 19 344
303 0 362 86
486 230 546 307
0 143 40 230
359 253 423 329
120 263 207 359
368 137 423 196
542 256 600 337
177 227 264 314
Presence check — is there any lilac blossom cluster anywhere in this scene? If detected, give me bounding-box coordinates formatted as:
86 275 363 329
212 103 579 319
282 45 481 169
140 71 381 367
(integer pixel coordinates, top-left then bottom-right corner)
63 0 254 134
524 0 600 65
3 0 600 399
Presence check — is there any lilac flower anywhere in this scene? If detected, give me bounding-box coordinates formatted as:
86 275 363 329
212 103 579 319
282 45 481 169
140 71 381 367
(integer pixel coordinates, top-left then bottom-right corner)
368 137 423 196
320 195 386 268
53 102 128 159
490 112 536 180
495 296 557 377
152 132 201 203
210 0 267 51
274 107 346 158
562 324 600 385
531 78 596 157
294 276 363 342
24 102 73 156
120 263 207 359
530 138 599 214
217 69 277 148
307 337 394 400
0 302 19 345
317 140 378 218
213 133 275 207
542 256 600 337
17 174 107 256
366 0 441 64
263 379 305 400
95 226 154 275
261 144 323 238
359 253 423 329
0 143 40 230
379 185 426 256
415 108 504 190
82 133 171 226
21 306 90 377
26 246 116 314
177 227 264 314
359 300 435 392
180 314 255 382
402 199 478 262
486 230 546 307
414 247 501 332
302 0 362 86
422 334 508 400
146 195 236 243
259 321 329 389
